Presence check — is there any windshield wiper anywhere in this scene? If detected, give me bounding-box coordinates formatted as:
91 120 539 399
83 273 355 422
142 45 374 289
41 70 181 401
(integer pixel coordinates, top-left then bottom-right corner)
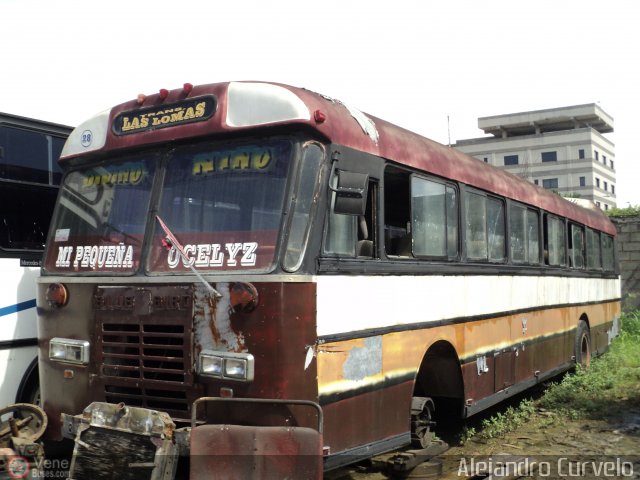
155 215 222 298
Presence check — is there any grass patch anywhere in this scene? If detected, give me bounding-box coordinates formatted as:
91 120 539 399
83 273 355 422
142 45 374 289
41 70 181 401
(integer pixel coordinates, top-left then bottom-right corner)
477 399 536 440
539 310 640 419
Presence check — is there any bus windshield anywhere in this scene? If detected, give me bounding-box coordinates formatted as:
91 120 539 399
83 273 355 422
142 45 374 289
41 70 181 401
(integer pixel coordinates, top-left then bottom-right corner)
44 156 157 274
44 139 292 274
148 140 291 273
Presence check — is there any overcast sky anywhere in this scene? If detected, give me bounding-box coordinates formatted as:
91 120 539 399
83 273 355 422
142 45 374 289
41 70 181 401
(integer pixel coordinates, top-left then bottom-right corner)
2 0 638 206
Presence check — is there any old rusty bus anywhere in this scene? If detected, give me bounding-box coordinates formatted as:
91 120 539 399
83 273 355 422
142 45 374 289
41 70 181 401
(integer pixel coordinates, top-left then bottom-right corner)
36 81 620 478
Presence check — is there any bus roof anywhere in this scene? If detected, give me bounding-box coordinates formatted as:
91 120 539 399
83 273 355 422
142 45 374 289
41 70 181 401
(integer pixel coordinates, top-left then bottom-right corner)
61 81 615 235
0 111 72 136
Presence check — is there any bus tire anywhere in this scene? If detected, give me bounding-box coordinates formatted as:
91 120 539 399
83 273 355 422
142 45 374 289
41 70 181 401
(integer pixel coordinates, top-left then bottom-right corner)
16 359 40 405
411 396 435 448
575 320 591 368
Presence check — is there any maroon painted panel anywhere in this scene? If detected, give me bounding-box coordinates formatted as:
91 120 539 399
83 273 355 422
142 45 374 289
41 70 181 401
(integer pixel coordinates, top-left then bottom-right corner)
321 380 414 455
190 425 322 480
494 350 516 392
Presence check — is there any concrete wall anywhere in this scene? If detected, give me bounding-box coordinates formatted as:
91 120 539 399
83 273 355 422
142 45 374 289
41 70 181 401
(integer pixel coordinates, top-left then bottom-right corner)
612 215 640 311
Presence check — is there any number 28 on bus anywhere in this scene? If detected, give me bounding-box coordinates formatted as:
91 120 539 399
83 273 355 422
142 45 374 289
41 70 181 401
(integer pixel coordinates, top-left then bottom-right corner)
37 81 620 478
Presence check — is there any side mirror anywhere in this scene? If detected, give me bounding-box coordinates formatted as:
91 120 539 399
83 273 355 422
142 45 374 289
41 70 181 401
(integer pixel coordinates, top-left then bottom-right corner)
331 170 369 216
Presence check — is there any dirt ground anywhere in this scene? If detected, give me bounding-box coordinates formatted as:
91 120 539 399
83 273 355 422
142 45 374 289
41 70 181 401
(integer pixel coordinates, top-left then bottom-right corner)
329 400 640 479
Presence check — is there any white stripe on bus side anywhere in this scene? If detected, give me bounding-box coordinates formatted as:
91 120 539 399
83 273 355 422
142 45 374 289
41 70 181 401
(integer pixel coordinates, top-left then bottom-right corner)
315 275 620 337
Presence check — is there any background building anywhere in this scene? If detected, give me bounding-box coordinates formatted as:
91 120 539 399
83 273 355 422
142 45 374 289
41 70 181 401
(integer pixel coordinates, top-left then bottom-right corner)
454 104 616 210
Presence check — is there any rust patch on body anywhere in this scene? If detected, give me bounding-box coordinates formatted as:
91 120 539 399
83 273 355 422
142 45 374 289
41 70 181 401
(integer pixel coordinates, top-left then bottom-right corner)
194 283 246 354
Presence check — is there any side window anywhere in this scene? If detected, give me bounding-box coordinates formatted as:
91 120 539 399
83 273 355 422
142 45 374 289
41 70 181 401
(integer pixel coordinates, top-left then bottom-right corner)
465 191 505 262
324 169 376 258
602 234 615 271
509 204 540 264
410 176 458 258
0 126 49 184
446 186 458 257
283 144 324 271
51 136 66 185
412 177 445 256
0 183 57 251
510 204 526 263
585 228 602 270
569 224 585 269
544 215 566 266
465 192 487 260
384 167 411 257
526 210 540 264
487 197 505 261
325 174 356 256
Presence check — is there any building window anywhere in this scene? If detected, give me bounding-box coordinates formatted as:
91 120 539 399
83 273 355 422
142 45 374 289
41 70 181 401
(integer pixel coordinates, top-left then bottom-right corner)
578 149 585 159
595 150 599 161
595 178 600 188
504 155 519 166
604 204 609 211
603 181 608 191
579 176 586 187
603 155 607 164
541 151 557 162
542 178 558 190
612 185 616 195
596 201 601 207
610 160 614 169
483 157 488 163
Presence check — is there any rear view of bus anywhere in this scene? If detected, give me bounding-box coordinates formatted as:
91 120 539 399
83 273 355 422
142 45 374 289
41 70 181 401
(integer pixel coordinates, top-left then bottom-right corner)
36 82 620 479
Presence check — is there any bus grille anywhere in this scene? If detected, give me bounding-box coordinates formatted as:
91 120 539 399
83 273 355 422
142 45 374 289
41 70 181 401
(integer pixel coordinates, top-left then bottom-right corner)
98 321 194 417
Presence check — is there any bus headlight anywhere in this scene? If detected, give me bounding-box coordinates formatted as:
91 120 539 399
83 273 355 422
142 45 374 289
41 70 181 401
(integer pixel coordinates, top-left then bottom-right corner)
49 338 90 365
200 355 223 377
199 351 254 382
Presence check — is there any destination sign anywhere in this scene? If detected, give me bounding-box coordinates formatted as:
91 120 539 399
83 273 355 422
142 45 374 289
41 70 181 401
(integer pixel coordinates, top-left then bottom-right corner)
112 96 217 135
191 148 274 176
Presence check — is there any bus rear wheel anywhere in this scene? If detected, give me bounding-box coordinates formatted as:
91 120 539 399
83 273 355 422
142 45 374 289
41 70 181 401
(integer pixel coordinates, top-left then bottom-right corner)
575 320 591 368
411 397 435 449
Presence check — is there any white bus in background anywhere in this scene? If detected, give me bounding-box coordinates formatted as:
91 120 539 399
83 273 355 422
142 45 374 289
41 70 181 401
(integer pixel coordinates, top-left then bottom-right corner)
0 113 71 406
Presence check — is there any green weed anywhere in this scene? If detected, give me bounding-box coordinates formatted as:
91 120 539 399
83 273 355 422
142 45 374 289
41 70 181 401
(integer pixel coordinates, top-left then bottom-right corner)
457 426 477 445
477 399 536 440
606 205 640 218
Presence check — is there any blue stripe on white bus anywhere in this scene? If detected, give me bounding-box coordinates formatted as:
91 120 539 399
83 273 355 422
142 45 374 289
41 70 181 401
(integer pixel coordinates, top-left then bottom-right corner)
0 299 37 317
